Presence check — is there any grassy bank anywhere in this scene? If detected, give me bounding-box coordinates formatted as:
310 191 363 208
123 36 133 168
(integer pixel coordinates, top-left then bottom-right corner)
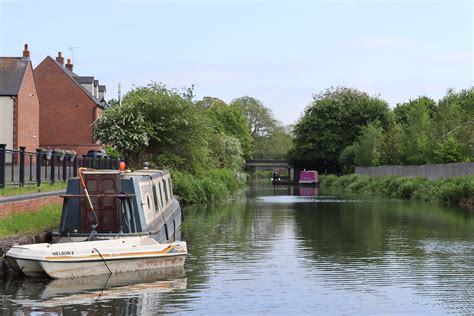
320 174 474 205
171 168 247 205
0 204 62 237
0 182 67 197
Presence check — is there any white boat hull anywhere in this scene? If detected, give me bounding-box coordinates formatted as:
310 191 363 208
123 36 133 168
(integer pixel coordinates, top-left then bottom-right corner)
5 236 187 279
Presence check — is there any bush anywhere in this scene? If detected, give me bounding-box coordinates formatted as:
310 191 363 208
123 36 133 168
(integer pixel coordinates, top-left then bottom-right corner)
171 168 246 205
320 174 474 205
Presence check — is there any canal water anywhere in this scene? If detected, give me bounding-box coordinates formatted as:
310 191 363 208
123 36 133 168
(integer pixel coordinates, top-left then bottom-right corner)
1 183 473 314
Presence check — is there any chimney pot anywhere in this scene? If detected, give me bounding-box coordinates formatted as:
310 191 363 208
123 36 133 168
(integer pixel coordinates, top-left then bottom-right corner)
56 51 64 65
65 59 73 72
22 43 30 58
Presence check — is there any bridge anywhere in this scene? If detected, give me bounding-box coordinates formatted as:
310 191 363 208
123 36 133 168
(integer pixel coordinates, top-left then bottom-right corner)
244 156 296 183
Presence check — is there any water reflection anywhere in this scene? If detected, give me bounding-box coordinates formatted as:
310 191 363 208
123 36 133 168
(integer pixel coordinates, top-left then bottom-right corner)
1 183 473 314
2 267 187 313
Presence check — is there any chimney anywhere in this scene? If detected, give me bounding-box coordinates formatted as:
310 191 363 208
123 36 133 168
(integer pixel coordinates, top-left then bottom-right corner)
56 52 64 65
22 44 30 57
65 58 73 72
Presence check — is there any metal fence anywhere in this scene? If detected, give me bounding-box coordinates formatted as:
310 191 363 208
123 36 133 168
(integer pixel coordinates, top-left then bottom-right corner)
0 144 120 188
355 162 474 179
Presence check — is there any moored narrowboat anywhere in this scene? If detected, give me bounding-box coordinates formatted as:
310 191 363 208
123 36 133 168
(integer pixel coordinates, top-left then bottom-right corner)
298 170 319 186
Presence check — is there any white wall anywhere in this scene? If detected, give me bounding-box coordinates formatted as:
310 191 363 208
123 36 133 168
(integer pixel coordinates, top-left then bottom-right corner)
81 83 94 95
0 96 14 149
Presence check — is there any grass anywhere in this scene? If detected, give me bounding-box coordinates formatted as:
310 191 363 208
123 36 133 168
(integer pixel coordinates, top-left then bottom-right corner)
0 204 62 237
171 168 247 205
0 182 67 197
320 174 474 205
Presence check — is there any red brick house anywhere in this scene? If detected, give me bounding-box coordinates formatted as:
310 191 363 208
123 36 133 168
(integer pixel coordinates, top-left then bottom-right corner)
34 52 107 156
0 44 40 153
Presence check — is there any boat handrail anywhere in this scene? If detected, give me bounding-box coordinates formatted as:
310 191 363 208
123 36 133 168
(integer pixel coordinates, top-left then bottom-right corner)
61 193 137 198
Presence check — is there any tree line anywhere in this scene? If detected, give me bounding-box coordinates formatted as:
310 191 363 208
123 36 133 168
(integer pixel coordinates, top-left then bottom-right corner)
291 87 473 173
93 83 291 174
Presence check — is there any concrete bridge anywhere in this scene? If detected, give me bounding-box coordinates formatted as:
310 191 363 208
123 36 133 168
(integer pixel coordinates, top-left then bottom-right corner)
244 158 296 182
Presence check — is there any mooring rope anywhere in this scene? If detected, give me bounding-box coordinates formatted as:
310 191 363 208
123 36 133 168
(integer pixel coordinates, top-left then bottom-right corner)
93 247 112 275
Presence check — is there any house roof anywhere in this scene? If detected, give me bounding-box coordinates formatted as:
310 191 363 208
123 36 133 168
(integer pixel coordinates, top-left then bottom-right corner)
74 76 95 84
0 57 29 96
99 85 106 92
44 56 104 108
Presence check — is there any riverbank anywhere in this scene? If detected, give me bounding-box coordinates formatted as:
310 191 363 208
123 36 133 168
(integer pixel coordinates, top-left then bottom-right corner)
171 168 247 205
0 204 61 237
320 174 474 205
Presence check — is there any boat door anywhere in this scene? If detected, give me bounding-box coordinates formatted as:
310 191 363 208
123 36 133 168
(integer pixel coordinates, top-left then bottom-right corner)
81 171 121 233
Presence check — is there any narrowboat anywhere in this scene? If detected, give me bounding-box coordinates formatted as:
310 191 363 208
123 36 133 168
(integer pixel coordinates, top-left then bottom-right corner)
298 170 319 186
5 168 187 278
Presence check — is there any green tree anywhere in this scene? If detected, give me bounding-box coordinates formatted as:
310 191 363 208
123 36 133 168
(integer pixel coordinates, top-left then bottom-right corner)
399 98 435 164
93 105 151 155
94 83 212 173
230 96 277 138
291 87 390 171
200 97 254 159
394 96 436 125
352 122 385 166
254 124 293 158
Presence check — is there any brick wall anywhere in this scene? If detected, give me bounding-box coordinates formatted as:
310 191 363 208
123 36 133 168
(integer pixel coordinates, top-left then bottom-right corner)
34 57 102 156
0 195 62 218
16 61 40 152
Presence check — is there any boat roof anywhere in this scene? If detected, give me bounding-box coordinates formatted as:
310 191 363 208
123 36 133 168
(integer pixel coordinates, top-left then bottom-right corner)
125 169 170 178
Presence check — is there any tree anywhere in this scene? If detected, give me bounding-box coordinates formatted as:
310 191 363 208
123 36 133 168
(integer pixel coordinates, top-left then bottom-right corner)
94 83 213 173
291 87 391 171
230 96 277 138
200 97 254 159
399 98 435 165
352 122 385 167
394 96 436 125
254 124 293 158
93 105 151 155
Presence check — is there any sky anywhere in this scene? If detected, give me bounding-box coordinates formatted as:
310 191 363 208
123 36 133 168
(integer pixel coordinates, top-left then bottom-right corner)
0 0 472 125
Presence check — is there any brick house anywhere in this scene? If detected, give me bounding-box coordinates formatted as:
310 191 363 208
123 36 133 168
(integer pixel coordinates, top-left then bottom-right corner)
0 44 40 153
34 52 107 156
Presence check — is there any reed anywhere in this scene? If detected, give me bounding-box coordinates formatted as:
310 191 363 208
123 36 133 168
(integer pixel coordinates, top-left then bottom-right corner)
171 168 247 205
320 174 474 205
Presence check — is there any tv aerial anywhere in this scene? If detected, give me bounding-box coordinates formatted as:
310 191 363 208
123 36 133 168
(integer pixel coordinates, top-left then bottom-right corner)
69 46 80 63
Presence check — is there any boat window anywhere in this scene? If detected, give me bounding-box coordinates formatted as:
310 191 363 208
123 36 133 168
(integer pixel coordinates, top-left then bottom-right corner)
152 184 160 212
158 182 164 208
168 178 173 197
163 179 169 204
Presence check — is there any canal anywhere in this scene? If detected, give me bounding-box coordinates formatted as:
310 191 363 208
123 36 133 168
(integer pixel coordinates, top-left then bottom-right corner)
1 183 473 314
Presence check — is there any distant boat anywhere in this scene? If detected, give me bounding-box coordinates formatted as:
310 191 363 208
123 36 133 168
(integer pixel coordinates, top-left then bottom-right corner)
299 170 319 186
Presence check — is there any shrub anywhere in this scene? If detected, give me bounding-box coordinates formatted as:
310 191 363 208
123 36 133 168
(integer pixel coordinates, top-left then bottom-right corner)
171 168 246 205
320 174 473 205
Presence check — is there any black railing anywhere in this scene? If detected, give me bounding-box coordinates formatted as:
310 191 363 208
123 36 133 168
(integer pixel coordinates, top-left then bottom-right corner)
0 144 120 188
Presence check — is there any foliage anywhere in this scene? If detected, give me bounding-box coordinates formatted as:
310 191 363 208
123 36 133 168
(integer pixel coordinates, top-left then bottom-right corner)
94 83 213 172
230 96 277 138
291 86 390 170
103 145 121 159
0 204 62 237
253 124 293 158
201 97 254 159
320 174 474 205
171 168 247 205
93 104 151 155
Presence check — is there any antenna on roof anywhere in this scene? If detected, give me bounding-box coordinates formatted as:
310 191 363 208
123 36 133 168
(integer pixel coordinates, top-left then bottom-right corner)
118 83 122 105
69 46 80 63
